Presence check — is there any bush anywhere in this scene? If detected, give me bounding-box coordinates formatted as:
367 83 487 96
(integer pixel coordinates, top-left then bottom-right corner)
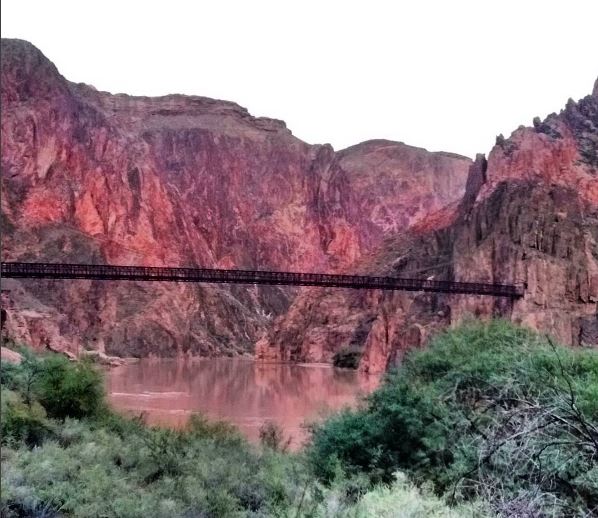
186 413 243 445
0 361 21 389
0 413 313 517
309 321 598 516
35 356 104 419
0 351 105 421
0 389 53 447
338 472 487 517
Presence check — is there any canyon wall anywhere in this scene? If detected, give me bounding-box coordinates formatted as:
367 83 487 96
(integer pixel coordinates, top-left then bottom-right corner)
258 85 598 371
0 39 471 357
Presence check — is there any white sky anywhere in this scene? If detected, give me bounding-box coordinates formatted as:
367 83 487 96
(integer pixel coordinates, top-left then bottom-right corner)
2 0 597 158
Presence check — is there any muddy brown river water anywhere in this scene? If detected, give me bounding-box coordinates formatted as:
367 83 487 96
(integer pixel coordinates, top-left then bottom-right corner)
106 358 378 449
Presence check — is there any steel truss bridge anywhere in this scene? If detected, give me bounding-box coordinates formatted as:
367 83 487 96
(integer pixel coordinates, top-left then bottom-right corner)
0 262 524 298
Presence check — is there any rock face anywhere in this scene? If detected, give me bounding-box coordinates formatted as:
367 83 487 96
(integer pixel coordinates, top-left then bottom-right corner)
259 86 598 371
1 347 22 365
0 39 471 357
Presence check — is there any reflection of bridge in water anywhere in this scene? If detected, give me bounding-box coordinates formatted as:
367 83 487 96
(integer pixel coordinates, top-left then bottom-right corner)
1 262 524 298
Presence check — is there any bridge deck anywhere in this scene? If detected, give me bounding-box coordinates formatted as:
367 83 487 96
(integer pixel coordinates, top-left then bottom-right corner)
1 262 524 298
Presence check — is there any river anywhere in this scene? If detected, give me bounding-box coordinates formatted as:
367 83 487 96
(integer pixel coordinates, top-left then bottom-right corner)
106 358 378 449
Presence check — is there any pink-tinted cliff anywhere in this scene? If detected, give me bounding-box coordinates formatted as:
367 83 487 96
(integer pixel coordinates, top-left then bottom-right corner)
0 39 471 357
258 84 598 371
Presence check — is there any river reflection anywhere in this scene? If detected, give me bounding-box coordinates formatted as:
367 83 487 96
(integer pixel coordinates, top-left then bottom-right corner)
107 358 378 449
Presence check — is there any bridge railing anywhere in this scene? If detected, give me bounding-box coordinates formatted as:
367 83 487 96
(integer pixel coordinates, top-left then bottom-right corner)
0 262 524 298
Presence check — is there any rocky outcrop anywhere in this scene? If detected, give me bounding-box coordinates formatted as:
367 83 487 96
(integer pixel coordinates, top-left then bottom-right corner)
1 347 23 364
0 39 471 357
259 85 598 371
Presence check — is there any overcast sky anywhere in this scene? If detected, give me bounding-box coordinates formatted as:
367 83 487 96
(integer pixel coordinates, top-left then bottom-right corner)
2 0 597 158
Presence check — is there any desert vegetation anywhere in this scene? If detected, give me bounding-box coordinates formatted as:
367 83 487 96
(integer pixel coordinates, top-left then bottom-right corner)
2 321 596 517
310 321 598 517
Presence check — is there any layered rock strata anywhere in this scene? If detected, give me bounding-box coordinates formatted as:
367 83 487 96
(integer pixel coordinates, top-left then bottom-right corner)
258 86 598 371
0 39 470 357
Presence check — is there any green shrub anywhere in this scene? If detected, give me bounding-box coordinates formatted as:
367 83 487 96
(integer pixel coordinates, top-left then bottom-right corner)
336 472 488 517
0 389 53 447
35 356 104 419
0 415 313 517
0 361 22 389
186 412 243 445
309 321 598 516
1 349 45 406
0 350 105 420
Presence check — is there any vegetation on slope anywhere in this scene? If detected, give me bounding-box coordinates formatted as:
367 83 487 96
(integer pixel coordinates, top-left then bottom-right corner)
309 321 598 517
2 321 596 517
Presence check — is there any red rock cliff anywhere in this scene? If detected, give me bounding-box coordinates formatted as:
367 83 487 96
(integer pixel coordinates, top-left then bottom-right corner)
259 84 598 371
0 39 471 357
